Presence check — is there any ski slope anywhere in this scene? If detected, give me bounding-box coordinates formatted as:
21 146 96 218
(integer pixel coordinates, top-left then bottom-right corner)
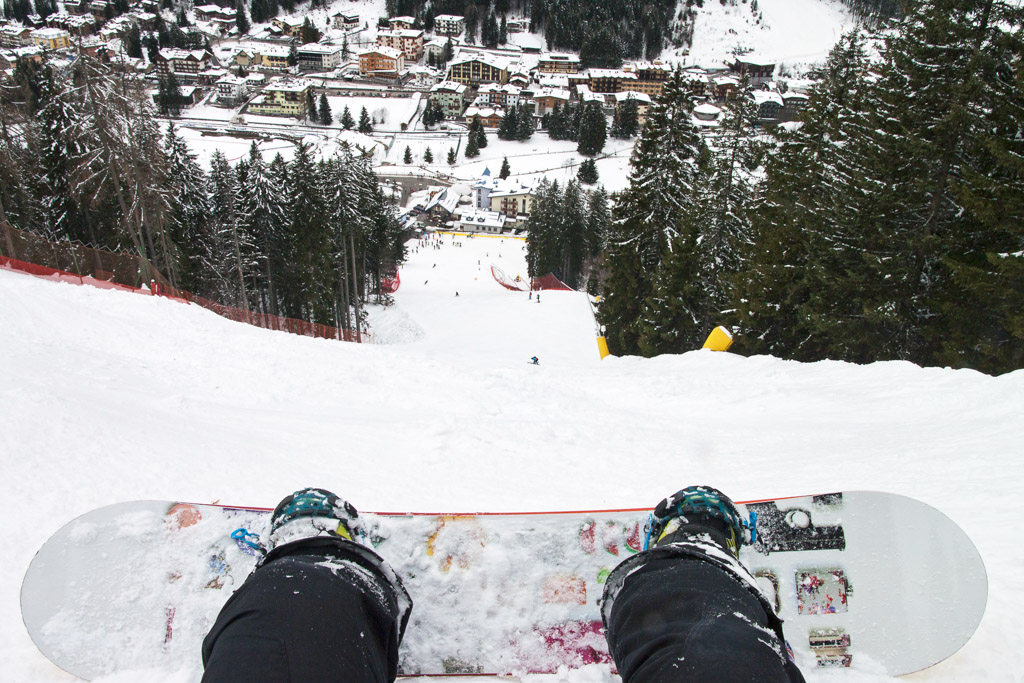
2 232 1022 682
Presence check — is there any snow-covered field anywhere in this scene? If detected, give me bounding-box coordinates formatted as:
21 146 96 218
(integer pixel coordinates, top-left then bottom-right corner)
676 0 853 72
2 231 1021 682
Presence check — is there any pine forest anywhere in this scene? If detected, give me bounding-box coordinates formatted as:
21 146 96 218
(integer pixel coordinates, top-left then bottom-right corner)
0 56 405 332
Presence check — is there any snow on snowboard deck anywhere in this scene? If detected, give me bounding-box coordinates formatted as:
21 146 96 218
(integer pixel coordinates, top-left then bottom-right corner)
22 492 986 679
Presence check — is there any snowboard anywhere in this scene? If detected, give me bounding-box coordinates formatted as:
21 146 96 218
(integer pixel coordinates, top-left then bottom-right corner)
22 492 987 679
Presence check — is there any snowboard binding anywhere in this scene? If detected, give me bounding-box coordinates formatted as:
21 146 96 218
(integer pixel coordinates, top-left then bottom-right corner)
644 485 757 558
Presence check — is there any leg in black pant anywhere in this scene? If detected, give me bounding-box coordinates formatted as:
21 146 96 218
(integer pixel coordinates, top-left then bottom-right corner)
602 486 805 683
603 551 804 682
202 489 412 682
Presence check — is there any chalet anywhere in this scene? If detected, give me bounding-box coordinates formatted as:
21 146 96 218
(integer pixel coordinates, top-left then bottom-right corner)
46 12 96 36
154 48 215 83
332 12 360 29
357 46 404 78
711 75 740 100
781 92 809 119
459 209 506 234
613 91 652 125
463 105 503 128
89 1 108 21
196 67 229 85
194 4 235 23
751 90 783 122
530 86 569 116
447 52 512 86
424 38 447 62
0 25 34 48
477 82 520 109
388 15 415 30
296 43 343 71
377 28 423 61
422 187 462 222
247 77 313 117
272 17 304 38
505 18 528 33
537 52 579 74
215 74 248 103
732 56 776 87
428 80 467 118
433 14 464 37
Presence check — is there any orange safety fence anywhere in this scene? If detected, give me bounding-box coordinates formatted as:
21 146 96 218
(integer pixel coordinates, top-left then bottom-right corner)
0 254 367 343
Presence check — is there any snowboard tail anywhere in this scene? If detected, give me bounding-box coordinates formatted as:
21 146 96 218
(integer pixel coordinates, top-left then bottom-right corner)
21 492 987 679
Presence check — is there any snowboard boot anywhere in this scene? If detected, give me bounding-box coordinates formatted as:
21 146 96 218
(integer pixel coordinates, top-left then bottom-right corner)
647 485 752 559
265 487 364 552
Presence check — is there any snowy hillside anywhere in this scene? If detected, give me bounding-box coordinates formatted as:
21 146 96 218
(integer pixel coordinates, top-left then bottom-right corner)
3 233 1022 682
675 0 855 71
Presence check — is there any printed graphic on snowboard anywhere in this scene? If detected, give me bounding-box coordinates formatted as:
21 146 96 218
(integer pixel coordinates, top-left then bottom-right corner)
22 492 987 679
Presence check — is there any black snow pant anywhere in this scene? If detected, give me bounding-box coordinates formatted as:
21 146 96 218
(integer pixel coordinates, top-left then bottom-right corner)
201 538 410 683
602 550 806 683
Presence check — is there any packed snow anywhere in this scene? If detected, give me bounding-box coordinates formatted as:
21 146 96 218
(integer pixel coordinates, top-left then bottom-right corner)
3 232 1022 682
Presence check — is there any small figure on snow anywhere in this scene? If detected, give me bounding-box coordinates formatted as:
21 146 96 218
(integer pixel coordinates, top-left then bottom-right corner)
455 292 459 297
530 356 539 365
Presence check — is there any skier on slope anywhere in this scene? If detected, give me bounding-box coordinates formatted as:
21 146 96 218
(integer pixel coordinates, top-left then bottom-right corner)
201 486 805 682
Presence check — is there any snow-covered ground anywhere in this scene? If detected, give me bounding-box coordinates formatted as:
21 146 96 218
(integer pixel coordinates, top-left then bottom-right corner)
2 231 1021 681
674 0 854 73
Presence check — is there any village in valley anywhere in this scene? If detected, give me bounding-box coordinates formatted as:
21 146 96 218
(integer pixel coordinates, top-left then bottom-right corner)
0 0 827 235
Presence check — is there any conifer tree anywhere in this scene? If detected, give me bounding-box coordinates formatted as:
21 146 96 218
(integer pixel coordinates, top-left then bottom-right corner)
465 131 479 158
499 156 510 179
403 145 413 164
577 101 606 156
235 1 250 34
339 105 354 129
424 147 433 163
318 93 332 126
358 106 372 133
515 104 533 140
447 147 457 164
599 70 704 355
498 105 517 140
577 158 598 184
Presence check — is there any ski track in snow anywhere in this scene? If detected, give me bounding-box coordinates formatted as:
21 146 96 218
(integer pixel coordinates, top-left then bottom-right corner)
2 242 1022 680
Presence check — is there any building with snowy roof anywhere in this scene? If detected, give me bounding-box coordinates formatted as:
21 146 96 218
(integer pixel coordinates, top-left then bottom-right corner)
529 86 570 116
732 55 776 87
458 209 507 234
332 11 360 29
447 51 514 86
377 28 424 61
613 91 652 123
537 52 579 74
247 78 314 117
428 80 467 117
297 43 344 71
751 90 784 122
692 102 722 127
388 16 415 30
622 61 672 97
434 14 464 37
357 45 404 78
30 27 70 50
463 105 504 128
155 49 216 83
588 68 637 93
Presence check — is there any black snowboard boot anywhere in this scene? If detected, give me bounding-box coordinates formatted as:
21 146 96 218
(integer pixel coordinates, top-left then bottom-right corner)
649 485 752 559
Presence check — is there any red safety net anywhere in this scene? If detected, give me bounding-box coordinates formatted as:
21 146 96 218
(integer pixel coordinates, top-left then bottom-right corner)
491 264 530 291
490 264 574 292
0 253 366 344
530 274 574 291
381 266 401 293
